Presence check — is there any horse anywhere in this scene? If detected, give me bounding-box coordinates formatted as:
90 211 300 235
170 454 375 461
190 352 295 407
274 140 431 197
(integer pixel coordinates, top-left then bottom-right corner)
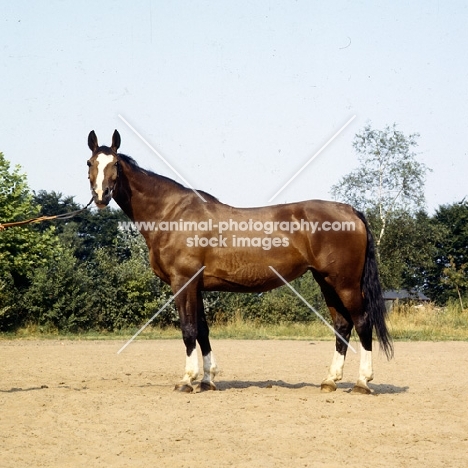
86 129 393 394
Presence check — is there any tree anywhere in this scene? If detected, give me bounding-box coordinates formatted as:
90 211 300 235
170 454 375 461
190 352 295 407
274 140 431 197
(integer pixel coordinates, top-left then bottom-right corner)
71 208 132 262
0 153 38 224
0 154 61 286
0 153 62 329
368 209 440 291
331 123 430 247
32 190 81 234
86 234 168 331
0 280 10 319
21 247 95 332
428 200 468 304
442 256 468 310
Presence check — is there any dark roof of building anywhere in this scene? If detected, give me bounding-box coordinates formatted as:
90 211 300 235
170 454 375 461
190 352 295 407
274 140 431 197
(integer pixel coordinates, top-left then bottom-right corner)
383 289 430 301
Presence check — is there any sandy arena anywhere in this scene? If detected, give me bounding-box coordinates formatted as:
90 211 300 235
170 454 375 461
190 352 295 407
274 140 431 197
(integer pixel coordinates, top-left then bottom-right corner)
1 339 467 467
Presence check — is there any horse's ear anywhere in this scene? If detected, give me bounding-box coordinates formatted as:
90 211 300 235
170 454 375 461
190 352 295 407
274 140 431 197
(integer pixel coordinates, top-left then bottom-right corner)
88 131 98 152
112 130 121 152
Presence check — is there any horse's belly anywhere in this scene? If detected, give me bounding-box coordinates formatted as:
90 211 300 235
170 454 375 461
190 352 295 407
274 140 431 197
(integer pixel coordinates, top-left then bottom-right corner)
203 260 308 292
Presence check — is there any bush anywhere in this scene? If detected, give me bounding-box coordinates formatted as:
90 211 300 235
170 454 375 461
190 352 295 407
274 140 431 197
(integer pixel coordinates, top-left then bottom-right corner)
20 233 176 332
22 248 95 332
89 247 161 330
204 273 328 325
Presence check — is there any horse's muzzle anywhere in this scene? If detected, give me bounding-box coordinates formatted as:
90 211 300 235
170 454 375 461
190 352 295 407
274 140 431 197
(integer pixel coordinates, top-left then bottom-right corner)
92 187 113 208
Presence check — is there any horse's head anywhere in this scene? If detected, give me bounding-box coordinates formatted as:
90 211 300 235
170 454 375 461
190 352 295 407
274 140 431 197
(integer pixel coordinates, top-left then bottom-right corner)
87 130 121 208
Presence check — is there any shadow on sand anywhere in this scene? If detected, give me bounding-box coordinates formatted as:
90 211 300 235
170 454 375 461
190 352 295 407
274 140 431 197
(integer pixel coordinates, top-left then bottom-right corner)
338 381 409 394
214 379 409 394
1 385 49 393
216 379 320 391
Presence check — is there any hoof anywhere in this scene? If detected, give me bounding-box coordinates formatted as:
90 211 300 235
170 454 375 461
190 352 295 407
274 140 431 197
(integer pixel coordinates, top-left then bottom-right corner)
198 381 217 392
352 383 371 395
320 381 337 393
174 383 194 393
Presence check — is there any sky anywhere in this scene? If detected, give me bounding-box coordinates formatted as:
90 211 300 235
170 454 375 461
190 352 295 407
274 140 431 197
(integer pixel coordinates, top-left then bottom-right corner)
1 0 467 214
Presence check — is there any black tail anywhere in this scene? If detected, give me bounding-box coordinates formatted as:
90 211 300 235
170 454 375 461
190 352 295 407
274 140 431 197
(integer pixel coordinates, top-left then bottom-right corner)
356 211 394 359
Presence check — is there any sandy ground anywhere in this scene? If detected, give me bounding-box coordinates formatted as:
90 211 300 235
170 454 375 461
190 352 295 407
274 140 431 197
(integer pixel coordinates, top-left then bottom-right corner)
1 339 467 467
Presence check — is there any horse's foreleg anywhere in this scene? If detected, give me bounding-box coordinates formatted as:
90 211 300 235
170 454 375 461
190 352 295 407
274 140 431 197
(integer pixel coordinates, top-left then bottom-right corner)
321 350 346 392
173 284 199 393
175 323 199 393
197 293 218 391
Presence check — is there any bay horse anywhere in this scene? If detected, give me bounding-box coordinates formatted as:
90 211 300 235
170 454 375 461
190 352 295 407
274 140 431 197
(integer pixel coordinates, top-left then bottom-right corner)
87 130 393 394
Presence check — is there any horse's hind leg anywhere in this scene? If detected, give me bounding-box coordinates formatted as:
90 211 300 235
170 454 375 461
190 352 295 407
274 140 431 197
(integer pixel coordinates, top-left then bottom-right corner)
324 283 374 394
312 271 353 392
351 315 374 394
321 311 353 392
196 292 218 391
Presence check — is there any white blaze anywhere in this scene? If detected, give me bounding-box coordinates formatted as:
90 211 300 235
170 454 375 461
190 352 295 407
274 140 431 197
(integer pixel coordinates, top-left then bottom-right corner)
95 153 115 200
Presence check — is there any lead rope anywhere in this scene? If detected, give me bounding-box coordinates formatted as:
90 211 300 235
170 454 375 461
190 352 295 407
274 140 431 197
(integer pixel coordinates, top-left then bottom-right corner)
0 197 94 231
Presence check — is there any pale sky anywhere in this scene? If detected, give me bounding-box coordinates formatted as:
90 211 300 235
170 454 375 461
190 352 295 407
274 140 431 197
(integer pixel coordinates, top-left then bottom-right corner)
1 0 467 213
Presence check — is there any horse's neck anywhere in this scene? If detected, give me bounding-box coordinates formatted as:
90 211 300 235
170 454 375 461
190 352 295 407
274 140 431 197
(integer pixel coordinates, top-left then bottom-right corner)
113 160 186 222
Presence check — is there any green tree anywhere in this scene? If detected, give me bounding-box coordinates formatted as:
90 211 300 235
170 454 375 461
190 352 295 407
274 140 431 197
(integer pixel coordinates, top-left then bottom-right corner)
32 190 81 234
72 208 131 262
428 200 468 304
0 280 10 319
32 190 133 262
0 154 62 329
21 248 95 332
330 124 433 294
89 233 168 330
367 209 440 291
331 123 430 247
21 229 174 332
442 256 468 310
0 154 61 284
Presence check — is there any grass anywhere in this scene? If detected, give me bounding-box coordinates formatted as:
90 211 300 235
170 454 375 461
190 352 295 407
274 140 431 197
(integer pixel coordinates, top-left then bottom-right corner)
387 301 468 341
2 302 468 342
2 315 335 342
208 311 335 340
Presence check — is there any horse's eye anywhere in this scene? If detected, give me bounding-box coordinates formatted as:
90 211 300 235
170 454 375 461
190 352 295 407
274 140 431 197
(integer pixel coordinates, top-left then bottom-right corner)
87 160 92 167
